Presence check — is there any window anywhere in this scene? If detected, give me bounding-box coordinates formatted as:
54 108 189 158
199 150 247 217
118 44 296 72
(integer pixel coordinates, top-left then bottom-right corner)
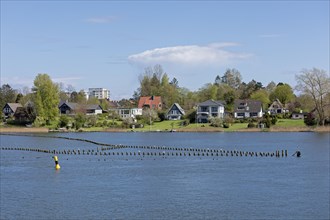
250 112 258 117
237 113 245 117
200 107 208 112
211 107 218 112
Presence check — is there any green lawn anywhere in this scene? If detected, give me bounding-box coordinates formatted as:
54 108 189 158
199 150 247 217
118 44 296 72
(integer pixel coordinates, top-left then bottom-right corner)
273 119 306 127
133 120 185 131
132 119 306 132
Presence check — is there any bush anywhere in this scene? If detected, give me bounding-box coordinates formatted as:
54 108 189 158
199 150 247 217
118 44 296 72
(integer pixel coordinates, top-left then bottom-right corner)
304 113 317 126
210 117 223 127
180 119 190 127
86 115 97 127
247 122 256 128
59 115 70 128
223 123 230 128
33 116 45 127
74 113 86 130
271 116 277 125
184 109 197 123
157 111 166 121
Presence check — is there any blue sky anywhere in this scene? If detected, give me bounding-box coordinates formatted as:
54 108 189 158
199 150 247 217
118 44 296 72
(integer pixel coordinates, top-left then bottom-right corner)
1 1 329 100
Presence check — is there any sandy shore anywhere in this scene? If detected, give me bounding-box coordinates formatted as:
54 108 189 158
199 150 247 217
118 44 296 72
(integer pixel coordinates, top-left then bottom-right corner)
0 127 49 133
0 126 329 133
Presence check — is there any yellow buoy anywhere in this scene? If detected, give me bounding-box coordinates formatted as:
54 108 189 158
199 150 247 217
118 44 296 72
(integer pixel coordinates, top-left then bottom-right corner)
53 156 61 170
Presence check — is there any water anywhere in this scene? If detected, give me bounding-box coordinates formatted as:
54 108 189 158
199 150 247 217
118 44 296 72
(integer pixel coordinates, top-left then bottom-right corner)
0 132 329 220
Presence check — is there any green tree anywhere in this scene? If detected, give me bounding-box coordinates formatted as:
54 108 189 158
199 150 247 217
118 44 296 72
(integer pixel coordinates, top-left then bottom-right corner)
250 89 270 111
239 80 262 99
295 68 330 126
223 90 236 112
74 113 86 130
269 83 294 105
32 73 60 123
0 84 17 109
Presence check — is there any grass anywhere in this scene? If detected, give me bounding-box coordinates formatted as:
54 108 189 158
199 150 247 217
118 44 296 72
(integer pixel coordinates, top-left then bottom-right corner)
131 119 309 132
2 118 326 133
133 120 185 132
273 119 306 127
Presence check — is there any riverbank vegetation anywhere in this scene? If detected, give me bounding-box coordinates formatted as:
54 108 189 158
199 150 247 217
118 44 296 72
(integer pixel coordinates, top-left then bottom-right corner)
1 67 329 132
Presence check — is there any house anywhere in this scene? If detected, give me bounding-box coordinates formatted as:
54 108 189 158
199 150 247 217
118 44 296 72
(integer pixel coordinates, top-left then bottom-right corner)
234 100 263 118
116 108 143 119
291 111 307 120
59 101 103 115
268 99 288 115
108 100 142 119
196 100 225 123
138 96 162 110
2 103 23 117
13 107 33 122
166 103 185 120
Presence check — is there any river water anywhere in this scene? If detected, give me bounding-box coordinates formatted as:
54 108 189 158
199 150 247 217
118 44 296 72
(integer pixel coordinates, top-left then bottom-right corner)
0 132 329 220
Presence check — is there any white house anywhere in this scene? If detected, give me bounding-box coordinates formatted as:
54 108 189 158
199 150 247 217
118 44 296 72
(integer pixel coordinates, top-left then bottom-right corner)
234 100 263 118
116 108 142 119
196 100 225 123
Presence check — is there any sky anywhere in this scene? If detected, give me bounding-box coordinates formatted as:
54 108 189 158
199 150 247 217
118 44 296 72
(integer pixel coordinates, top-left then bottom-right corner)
1 1 329 100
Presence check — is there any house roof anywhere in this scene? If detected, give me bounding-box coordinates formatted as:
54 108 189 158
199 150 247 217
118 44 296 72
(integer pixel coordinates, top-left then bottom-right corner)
138 96 162 108
234 99 262 113
108 101 121 108
198 100 225 107
3 103 23 112
269 99 284 109
59 102 102 111
167 103 185 115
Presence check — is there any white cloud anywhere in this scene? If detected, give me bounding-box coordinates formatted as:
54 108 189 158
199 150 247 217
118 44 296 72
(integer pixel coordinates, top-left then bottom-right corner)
85 16 116 24
128 43 252 66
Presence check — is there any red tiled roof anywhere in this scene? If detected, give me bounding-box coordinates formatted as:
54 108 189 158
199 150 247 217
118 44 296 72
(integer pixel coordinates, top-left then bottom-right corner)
138 96 162 109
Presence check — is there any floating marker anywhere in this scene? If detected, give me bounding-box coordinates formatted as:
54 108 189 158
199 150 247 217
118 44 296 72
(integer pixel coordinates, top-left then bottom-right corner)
53 156 61 170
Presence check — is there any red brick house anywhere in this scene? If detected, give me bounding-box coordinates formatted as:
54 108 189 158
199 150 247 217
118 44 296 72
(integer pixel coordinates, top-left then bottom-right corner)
138 96 162 110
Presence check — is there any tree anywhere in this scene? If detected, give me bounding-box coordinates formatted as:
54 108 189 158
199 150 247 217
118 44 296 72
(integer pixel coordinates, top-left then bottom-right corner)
32 73 60 123
265 81 276 93
239 80 262 99
221 68 242 89
0 84 17 109
223 91 235 112
269 83 294 105
250 89 270 111
295 68 330 126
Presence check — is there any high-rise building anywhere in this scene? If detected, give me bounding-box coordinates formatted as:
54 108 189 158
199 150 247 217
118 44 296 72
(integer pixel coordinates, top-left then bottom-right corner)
88 88 110 100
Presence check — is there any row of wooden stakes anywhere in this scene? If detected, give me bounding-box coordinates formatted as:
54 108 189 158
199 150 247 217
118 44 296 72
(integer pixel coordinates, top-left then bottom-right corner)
1 147 288 158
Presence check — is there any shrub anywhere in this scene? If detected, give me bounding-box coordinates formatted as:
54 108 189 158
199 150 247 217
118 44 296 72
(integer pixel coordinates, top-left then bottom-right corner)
180 119 190 127
210 117 223 127
59 115 70 128
247 122 256 128
157 111 166 121
184 109 197 123
271 116 278 125
223 123 230 128
304 113 317 126
33 116 45 127
74 113 86 130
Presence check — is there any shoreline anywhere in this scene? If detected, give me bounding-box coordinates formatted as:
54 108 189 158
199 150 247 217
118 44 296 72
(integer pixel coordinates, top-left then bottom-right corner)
0 126 329 133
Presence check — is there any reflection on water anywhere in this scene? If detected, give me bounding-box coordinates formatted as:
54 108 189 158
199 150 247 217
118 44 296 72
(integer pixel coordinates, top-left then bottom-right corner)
1 132 329 219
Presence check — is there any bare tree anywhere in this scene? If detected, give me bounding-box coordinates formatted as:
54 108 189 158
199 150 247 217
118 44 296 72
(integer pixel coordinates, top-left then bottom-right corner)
295 68 330 125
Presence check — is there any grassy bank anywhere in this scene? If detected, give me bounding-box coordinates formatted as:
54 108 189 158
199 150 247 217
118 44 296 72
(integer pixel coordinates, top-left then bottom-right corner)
1 119 329 133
